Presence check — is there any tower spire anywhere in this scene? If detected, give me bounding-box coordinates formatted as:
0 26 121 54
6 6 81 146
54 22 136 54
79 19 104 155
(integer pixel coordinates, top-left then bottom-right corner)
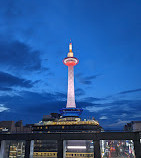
68 41 73 57
69 40 72 52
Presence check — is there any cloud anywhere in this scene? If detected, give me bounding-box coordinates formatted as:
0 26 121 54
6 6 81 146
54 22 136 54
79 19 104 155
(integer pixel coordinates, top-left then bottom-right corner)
84 75 98 80
99 116 108 120
112 113 127 118
110 99 141 112
83 98 141 126
75 88 85 96
55 92 67 100
82 97 104 102
0 71 33 88
0 91 61 114
85 105 112 112
108 119 130 127
118 88 141 94
0 87 13 91
0 40 42 71
130 112 141 118
76 73 99 85
0 104 9 112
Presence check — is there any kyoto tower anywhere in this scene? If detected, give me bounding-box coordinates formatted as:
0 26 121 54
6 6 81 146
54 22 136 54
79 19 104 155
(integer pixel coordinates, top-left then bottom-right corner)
60 42 83 117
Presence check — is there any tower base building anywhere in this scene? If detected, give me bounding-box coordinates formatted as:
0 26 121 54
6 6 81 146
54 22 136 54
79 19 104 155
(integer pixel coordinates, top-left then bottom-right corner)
33 42 102 133
32 43 102 158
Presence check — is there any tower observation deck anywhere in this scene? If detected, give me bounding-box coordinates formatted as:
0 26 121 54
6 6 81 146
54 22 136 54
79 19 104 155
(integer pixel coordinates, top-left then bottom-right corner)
60 42 83 117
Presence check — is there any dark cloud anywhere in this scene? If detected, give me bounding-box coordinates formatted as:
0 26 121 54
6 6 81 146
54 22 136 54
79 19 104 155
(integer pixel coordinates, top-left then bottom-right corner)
0 71 33 88
77 101 101 108
76 73 99 85
0 40 42 71
19 91 56 103
75 88 85 96
118 88 141 94
84 75 98 80
0 87 13 91
55 92 67 99
0 90 66 117
0 90 97 123
25 101 65 114
82 97 104 102
83 98 141 124
80 80 92 85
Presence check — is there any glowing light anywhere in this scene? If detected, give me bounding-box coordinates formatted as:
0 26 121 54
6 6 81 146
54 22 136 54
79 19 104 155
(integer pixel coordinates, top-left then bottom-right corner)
67 146 86 149
63 57 78 66
69 43 72 52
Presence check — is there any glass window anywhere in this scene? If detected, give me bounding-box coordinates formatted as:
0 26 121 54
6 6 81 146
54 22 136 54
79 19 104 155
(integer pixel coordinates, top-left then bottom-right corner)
33 140 57 158
100 140 135 158
3 140 25 158
64 140 94 158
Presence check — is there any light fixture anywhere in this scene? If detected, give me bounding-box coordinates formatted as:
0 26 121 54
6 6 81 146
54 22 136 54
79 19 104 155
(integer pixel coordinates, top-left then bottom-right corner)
67 146 86 149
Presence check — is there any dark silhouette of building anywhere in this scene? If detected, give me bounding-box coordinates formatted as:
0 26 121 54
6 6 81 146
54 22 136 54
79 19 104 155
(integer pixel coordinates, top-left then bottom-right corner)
124 121 141 132
0 120 32 133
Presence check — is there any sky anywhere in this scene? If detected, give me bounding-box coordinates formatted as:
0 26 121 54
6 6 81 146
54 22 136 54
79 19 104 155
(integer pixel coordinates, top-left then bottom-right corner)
0 0 141 130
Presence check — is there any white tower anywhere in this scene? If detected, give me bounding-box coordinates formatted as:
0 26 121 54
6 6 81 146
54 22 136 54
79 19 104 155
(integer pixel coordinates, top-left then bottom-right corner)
63 43 78 108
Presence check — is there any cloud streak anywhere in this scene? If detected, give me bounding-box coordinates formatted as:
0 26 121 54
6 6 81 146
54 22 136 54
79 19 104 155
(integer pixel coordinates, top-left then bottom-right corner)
85 105 112 112
76 73 99 85
0 87 13 91
82 97 104 102
118 88 141 94
0 104 9 112
99 116 108 120
0 71 33 88
108 119 130 127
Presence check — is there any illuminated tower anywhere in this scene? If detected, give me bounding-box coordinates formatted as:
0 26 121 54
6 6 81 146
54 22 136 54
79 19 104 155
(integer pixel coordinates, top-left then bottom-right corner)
63 42 78 108
60 42 83 117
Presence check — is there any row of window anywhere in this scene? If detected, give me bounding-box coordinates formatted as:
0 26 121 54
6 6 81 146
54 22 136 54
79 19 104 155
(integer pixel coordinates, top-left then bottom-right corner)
33 152 94 157
66 153 94 157
34 152 57 157
35 125 98 130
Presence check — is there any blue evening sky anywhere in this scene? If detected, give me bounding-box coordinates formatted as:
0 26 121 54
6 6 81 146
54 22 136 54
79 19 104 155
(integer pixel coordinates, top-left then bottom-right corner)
0 0 141 130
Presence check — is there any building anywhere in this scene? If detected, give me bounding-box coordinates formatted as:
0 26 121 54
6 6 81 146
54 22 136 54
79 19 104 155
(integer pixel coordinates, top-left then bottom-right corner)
124 121 141 132
0 120 32 134
0 121 32 157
